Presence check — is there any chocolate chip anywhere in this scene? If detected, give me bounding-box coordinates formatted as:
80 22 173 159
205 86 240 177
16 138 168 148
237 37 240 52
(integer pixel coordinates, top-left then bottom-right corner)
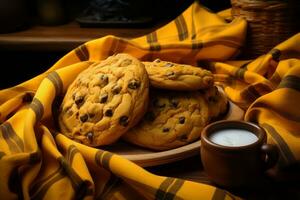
170 99 179 108
166 71 176 78
99 93 108 103
119 116 129 126
179 117 185 124
75 96 84 106
128 79 140 90
87 132 94 142
80 114 88 122
154 59 161 63
104 109 113 117
99 74 109 86
165 62 174 67
112 84 122 94
162 127 170 132
145 112 155 121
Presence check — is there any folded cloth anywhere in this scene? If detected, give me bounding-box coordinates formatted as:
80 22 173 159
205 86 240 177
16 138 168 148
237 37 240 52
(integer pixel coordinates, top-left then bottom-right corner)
211 33 300 170
2 0 299 199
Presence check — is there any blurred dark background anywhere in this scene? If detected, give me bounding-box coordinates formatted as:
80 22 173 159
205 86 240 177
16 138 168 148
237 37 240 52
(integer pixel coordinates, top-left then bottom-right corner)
0 0 231 89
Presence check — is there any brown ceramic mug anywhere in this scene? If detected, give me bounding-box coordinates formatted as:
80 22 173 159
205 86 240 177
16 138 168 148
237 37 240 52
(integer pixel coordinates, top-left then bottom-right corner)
201 120 279 188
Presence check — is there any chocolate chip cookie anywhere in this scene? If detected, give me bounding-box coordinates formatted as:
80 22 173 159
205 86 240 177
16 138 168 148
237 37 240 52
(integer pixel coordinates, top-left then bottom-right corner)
122 90 211 150
58 53 149 146
143 59 214 90
204 86 228 120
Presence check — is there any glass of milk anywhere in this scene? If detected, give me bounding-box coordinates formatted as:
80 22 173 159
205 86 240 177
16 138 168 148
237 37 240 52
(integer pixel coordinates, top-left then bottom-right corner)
200 120 278 188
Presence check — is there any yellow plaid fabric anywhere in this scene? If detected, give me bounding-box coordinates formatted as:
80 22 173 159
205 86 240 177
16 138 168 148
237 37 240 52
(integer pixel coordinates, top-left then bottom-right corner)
0 1 299 199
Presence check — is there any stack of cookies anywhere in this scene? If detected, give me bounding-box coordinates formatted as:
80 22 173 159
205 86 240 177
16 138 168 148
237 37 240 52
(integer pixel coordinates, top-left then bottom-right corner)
58 53 228 150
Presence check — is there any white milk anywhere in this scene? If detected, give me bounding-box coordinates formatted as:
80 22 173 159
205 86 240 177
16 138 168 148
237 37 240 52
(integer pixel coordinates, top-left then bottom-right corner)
209 129 258 147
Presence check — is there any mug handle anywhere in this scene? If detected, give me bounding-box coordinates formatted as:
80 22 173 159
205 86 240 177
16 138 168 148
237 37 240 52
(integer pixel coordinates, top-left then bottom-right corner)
261 144 279 170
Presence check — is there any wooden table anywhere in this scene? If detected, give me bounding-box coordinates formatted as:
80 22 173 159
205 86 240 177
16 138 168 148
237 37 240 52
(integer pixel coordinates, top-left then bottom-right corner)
0 21 165 51
147 155 300 200
0 21 165 88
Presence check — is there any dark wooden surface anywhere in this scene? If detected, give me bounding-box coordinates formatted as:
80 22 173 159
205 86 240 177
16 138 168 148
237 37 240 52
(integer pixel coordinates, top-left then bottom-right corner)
0 21 166 51
0 21 166 88
147 155 300 200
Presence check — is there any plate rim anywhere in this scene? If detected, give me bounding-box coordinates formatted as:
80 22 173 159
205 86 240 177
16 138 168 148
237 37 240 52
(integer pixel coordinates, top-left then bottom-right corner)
108 100 244 167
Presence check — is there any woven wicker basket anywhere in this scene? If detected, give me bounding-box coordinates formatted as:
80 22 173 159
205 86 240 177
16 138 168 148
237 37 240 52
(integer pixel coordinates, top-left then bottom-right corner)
231 0 300 58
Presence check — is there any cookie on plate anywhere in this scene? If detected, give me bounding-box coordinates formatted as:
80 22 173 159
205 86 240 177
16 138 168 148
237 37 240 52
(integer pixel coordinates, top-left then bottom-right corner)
143 59 214 90
203 86 228 120
122 89 210 150
58 53 149 146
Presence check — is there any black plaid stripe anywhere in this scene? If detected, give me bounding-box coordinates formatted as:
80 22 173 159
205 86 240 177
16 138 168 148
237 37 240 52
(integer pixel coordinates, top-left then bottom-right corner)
240 85 261 102
58 157 91 198
0 122 24 153
255 102 300 122
47 71 63 96
270 72 281 85
95 150 113 170
29 98 44 121
241 82 272 101
235 68 247 80
98 175 121 199
212 188 226 200
278 75 300 92
164 179 185 200
192 41 203 49
146 32 161 51
66 145 80 165
106 37 128 56
155 177 175 200
29 150 42 164
191 3 196 39
254 82 273 95
101 152 113 170
240 61 252 69
261 123 296 165
75 44 89 61
30 166 65 200
175 15 188 41
202 39 242 49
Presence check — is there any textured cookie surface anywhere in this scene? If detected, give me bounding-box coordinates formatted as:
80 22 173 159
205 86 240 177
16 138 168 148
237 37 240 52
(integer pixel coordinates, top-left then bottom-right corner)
204 86 228 120
143 59 214 90
123 87 228 150
58 53 149 146
122 90 211 150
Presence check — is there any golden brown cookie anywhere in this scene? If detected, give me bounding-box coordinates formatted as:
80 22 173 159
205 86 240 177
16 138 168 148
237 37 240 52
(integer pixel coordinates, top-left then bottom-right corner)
143 59 214 90
122 90 210 150
203 86 228 120
58 53 149 146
